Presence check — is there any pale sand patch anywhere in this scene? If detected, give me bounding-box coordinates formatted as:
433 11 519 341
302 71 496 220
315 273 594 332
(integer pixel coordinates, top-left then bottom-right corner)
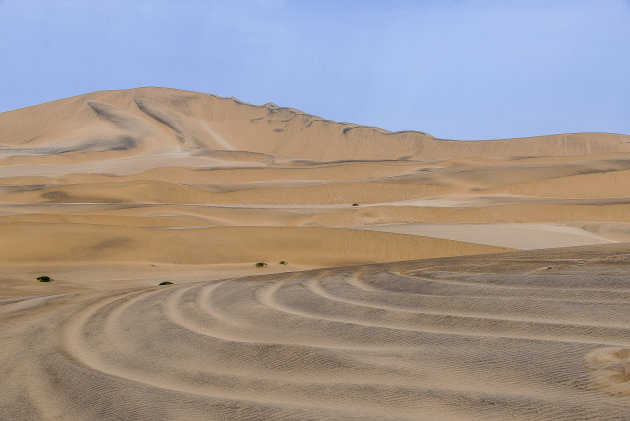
351 223 618 249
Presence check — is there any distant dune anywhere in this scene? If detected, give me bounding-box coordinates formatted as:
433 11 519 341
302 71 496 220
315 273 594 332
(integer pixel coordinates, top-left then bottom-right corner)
1 87 630 291
1 88 630 420
1 87 628 166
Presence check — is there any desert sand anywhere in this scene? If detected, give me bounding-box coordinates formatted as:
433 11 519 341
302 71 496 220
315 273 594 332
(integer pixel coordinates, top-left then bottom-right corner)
3 245 630 420
1 87 630 419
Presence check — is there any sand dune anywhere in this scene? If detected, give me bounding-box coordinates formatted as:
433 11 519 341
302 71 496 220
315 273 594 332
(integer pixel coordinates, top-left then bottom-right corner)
1 87 629 164
0 223 507 266
2 245 630 419
2 87 630 299
2 87 630 419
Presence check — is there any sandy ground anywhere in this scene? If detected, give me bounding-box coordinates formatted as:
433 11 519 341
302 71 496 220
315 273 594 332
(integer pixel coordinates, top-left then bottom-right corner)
2 245 630 420
1 87 630 419
352 223 619 249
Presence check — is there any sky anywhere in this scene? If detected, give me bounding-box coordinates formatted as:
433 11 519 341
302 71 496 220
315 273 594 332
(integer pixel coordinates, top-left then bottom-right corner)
0 0 628 140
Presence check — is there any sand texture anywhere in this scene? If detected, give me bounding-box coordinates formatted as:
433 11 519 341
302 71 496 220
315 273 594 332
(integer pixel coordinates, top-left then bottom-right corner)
2 245 630 420
1 87 630 419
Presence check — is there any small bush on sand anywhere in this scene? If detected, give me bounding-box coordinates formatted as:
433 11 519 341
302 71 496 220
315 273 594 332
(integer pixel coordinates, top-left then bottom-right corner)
279 260 288 265
37 275 53 282
352 203 359 207
159 281 174 285
255 262 268 268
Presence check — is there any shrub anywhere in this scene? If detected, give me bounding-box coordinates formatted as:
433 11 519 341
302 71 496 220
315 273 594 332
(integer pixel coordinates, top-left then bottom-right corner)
159 281 174 285
279 260 288 265
352 203 359 207
255 262 268 268
37 275 52 282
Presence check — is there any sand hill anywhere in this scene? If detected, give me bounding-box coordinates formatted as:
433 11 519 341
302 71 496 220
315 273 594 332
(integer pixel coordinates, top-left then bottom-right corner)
1 88 630 419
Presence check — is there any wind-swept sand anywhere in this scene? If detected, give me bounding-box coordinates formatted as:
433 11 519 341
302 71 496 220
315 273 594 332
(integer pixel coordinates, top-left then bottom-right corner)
2 245 630 419
1 87 630 419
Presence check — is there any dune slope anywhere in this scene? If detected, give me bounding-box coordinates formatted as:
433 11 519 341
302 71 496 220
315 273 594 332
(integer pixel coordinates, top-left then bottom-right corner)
1 87 630 279
2 245 630 420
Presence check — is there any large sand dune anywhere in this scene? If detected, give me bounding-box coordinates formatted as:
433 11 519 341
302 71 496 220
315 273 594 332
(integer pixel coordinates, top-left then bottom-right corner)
1 87 630 419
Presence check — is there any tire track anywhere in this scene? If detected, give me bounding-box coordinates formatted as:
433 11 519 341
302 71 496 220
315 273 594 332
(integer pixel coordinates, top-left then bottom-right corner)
3 248 630 419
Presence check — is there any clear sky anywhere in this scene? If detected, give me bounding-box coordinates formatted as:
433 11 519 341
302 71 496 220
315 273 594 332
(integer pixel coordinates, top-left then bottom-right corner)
0 0 628 139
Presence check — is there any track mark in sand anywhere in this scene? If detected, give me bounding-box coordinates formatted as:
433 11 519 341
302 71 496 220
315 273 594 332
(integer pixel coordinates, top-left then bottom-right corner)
257 275 630 346
61 286 352 414
55 283 442 420
5 250 630 420
162 282 283 343
164 279 398 352
62 289 159 372
0 293 70 315
316 275 630 329
401 270 630 294
306 276 627 330
379 270 630 303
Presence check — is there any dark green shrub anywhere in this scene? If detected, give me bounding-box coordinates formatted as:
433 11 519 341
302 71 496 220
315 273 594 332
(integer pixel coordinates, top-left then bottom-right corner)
37 275 52 282
255 262 268 268
352 203 359 207
159 281 174 285
279 260 288 265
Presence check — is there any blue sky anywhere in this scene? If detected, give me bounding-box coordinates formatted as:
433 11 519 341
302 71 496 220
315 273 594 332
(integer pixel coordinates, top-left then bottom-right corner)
0 0 628 139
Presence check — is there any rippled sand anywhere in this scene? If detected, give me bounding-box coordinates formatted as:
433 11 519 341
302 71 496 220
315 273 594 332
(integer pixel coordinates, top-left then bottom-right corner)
2 245 630 420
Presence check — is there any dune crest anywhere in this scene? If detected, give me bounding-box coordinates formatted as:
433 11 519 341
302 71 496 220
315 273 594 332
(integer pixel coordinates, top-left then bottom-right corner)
1 87 628 165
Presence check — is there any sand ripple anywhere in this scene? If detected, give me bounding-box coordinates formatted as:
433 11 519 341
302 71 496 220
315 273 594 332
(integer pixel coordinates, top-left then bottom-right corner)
2 248 630 420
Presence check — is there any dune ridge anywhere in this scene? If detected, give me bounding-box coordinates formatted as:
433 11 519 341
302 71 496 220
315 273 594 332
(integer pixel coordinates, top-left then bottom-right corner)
1 87 628 165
